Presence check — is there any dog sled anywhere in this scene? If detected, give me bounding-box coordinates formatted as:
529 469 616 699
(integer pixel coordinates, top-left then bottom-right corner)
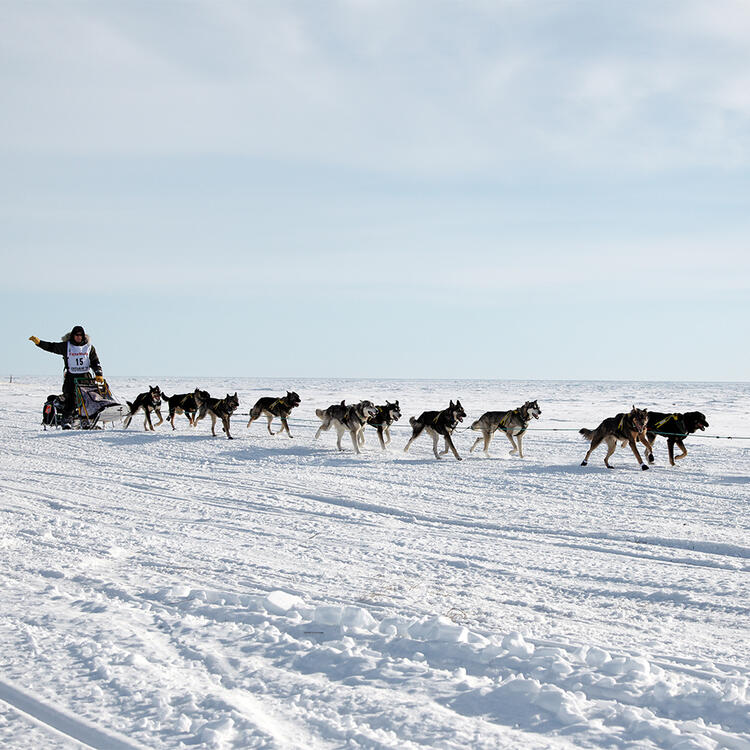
42 376 127 430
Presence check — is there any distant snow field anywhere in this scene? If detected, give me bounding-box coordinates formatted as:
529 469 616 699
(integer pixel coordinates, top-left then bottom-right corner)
1 377 748 750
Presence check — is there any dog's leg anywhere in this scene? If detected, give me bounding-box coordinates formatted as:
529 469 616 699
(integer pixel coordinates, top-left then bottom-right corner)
431 430 442 460
443 433 462 461
376 427 387 450
673 439 688 462
315 418 330 440
603 437 618 468
403 424 424 452
627 437 649 470
280 416 292 438
266 415 275 435
222 416 233 440
335 424 346 451
168 409 177 430
246 410 257 429
506 430 518 455
483 431 492 455
210 413 218 436
517 433 524 459
153 408 164 427
349 428 361 454
384 426 391 445
580 435 603 466
469 436 483 453
144 407 155 432
644 432 655 463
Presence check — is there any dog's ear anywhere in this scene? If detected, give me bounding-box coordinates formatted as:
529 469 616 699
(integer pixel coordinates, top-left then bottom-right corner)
395 400 399 406
449 400 454 407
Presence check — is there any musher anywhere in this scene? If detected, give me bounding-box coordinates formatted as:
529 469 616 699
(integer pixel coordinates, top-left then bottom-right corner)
29 325 105 429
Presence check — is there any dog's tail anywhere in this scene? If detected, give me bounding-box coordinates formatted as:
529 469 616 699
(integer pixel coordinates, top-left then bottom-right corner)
579 428 594 440
315 408 326 420
470 419 482 431
409 416 418 428
160 392 170 401
126 400 134 413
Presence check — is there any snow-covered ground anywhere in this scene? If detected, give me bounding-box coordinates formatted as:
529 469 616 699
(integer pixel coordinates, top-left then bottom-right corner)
1 376 748 750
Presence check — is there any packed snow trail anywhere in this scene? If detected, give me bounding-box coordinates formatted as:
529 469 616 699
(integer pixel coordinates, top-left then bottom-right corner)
1 377 748 748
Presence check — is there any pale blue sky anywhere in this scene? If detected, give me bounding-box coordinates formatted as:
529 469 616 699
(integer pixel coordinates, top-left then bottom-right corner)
2 0 749 379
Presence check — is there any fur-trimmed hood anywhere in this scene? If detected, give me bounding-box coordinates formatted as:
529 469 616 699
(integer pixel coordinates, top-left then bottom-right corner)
61 330 91 345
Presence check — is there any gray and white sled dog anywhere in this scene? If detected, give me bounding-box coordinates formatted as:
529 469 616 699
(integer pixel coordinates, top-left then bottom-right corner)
403 400 466 461
358 401 402 450
469 399 542 457
315 400 378 453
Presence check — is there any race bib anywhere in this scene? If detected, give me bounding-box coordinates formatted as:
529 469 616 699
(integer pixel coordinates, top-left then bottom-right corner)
67 342 91 374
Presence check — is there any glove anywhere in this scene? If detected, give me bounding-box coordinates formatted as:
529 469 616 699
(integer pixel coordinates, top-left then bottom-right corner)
95 375 105 384
29 336 40 345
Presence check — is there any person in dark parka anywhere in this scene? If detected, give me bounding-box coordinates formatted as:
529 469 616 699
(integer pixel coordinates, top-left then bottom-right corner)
29 325 104 429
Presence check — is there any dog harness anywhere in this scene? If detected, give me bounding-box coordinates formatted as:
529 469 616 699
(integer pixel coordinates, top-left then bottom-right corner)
66 342 91 374
499 409 528 436
652 413 688 437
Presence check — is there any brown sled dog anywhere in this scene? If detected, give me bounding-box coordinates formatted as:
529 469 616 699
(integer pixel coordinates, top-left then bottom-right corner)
194 391 240 440
580 406 651 470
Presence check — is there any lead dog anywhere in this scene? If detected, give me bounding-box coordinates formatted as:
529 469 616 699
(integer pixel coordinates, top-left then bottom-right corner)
247 391 301 437
580 406 651 470
645 411 709 466
315 400 377 453
359 400 402 450
123 386 163 431
469 400 542 457
404 400 466 461
161 390 199 430
194 390 240 439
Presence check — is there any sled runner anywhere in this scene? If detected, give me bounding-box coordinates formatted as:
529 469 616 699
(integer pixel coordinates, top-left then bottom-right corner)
42 376 126 430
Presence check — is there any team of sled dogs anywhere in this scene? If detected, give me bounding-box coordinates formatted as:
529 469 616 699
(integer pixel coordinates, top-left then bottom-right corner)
121 386 709 467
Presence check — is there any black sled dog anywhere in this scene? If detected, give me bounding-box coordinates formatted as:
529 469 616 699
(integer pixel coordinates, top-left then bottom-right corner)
360 401 402 450
123 386 164 431
469 400 542 457
580 406 651 470
194 391 240 439
645 411 709 466
161 391 200 430
404 400 466 461
247 391 301 437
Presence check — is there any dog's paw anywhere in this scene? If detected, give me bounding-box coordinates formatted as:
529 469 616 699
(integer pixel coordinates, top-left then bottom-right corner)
580 460 587 466
641 464 649 470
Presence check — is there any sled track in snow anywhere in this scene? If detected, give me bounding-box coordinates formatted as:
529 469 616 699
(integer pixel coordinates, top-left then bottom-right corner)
0 677 146 750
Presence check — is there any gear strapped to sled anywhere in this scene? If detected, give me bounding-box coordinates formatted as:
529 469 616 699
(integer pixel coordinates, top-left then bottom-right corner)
42 376 124 430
